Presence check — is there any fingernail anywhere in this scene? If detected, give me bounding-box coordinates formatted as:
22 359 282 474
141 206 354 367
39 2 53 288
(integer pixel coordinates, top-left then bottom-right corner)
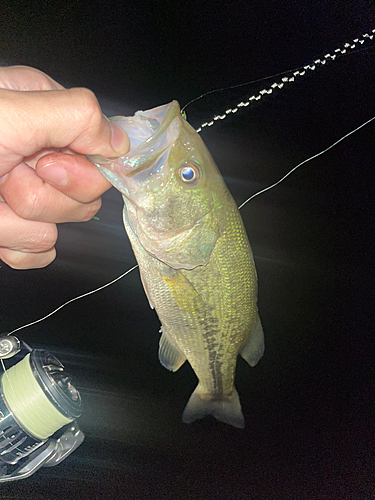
39 163 68 187
110 123 130 154
0 174 8 186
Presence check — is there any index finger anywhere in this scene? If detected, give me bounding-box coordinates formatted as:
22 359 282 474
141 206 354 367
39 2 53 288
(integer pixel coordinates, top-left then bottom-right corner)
0 87 130 173
0 65 64 91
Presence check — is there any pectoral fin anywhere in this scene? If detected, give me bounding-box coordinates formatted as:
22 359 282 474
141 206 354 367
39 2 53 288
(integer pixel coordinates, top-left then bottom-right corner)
240 313 265 367
158 327 186 371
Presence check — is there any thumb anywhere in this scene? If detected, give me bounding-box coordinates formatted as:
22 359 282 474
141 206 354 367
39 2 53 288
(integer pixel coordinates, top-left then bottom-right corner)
106 116 131 156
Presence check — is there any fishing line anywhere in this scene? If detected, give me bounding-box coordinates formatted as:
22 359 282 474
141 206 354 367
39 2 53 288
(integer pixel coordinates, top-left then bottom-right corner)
2 353 73 440
181 40 374 114
6 265 138 337
183 29 375 133
0 268 139 480
0 345 84 481
238 115 375 209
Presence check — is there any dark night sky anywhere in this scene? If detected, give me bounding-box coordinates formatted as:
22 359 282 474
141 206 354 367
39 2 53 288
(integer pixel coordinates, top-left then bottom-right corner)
1 1 375 498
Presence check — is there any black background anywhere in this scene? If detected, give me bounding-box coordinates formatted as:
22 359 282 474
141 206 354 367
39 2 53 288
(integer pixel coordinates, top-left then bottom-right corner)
1 1 375 498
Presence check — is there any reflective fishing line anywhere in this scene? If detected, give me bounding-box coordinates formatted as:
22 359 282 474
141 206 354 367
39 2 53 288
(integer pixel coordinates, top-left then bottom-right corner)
184 29 375 133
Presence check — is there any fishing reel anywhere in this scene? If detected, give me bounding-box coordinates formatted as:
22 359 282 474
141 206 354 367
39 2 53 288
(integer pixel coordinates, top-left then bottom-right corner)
0 333 84 482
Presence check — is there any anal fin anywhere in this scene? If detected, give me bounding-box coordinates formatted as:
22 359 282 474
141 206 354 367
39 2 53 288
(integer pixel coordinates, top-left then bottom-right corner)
240 313 265 367
158 327 186 372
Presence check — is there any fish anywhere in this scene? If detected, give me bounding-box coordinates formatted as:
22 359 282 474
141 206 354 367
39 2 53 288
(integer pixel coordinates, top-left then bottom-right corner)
90 101 264 428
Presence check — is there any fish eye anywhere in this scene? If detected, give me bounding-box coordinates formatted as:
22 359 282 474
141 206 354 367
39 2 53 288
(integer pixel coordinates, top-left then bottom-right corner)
178 162 201 185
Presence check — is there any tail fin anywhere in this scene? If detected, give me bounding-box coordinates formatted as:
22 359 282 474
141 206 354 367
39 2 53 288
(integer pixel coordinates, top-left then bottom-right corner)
182 385 245 428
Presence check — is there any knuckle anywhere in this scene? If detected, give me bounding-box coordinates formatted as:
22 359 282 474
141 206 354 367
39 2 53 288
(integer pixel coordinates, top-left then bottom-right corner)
14 190 40 220
11 66 58 90
21 224 58 253
71 87 102 129
34 224 58 252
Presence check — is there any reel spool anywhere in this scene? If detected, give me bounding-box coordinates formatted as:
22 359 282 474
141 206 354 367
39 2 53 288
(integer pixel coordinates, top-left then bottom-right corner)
0 334 84 482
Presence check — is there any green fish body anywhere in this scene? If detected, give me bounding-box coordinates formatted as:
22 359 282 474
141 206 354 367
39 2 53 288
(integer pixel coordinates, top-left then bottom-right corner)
91 101 264 428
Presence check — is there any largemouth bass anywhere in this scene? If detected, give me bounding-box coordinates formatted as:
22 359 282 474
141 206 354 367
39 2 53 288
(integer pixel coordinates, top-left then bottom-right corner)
90 101 264 428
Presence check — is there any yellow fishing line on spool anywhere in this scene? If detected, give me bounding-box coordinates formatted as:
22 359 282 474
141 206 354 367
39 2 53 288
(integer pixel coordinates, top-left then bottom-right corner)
1 354 73 440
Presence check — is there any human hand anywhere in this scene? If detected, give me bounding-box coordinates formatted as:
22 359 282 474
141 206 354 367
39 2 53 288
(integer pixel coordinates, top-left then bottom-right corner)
0 66 130 269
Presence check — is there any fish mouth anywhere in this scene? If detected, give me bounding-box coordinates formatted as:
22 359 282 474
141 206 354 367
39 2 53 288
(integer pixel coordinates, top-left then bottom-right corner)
88 100 197 242
88 101 182 190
